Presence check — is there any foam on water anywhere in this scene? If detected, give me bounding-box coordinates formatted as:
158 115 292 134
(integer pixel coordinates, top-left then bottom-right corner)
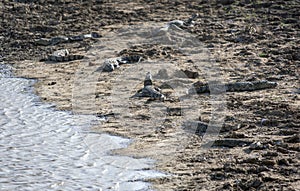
0 65 165 191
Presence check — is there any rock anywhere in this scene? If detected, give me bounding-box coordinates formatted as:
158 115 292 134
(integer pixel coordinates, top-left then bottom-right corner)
284 134 300 143
167 107 182 116
278 158 289 166
217 0 235 5
223 182 232 189
210 172 225 180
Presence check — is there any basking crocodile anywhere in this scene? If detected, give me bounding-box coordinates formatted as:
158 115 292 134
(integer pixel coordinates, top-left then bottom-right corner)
40 49 84 62
132 72 165 101
190 80 277 94
167 13 199 29
102 55 142 72
35 32 101 46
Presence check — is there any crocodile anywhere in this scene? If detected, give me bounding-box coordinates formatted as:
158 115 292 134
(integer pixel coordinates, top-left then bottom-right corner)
40 49 84 62
166 13 199 30
102 55 142 72
190 80 278 94
35 32 101 46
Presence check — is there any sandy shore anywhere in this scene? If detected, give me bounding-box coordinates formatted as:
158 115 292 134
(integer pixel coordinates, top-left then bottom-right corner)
2 1 299 190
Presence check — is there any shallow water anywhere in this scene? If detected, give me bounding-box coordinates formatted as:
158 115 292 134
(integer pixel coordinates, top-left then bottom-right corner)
0 65 164 191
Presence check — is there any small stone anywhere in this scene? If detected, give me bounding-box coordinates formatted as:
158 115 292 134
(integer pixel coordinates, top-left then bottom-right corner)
250 178 263 188
210 172 225 180
167 107 182 116
278 158 289 166
223 182 232 189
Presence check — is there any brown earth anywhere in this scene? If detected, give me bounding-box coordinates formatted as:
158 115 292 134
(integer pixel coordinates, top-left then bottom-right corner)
1 0 299 190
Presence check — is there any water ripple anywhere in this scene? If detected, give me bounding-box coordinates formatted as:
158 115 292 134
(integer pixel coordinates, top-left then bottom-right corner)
0 68 165 191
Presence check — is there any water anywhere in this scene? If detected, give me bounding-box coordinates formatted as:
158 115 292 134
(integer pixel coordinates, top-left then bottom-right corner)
0 65 164 191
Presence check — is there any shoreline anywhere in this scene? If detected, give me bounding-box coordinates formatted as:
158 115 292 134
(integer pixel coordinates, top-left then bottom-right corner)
1 64 167 191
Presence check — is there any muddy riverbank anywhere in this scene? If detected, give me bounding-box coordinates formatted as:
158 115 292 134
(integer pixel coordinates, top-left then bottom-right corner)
1 1 299 190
